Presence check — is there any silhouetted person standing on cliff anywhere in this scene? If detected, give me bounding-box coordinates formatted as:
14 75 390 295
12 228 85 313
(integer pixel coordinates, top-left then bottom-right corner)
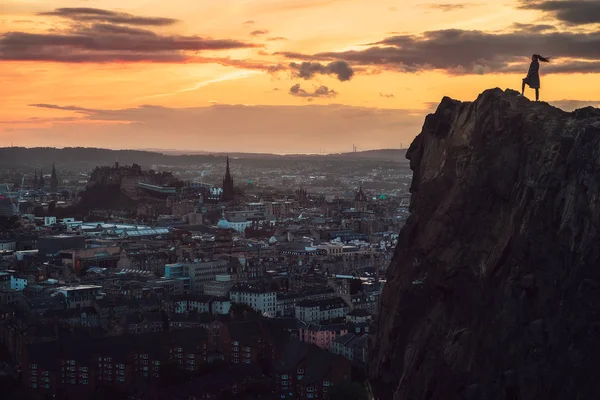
520 54 550 101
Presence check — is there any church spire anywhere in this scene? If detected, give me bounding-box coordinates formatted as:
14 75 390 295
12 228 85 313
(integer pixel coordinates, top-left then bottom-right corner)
50 162 58 193
225 156 231 180
222 155 235 202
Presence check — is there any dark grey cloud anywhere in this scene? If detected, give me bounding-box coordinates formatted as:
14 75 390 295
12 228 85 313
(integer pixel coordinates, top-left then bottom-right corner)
38 7 178 26
244 20 256 25
289 84 337 98
426 3 480 12
510 23 557 33
504 60 600 74
519 0 600 25
250 30 269 36
281 27 600 74
0 116 80 124
267 36 288 41
190 56 281 71
30 104 92 112
78 23 157 36
0 11 258 63
380 93 395 98
289 60 355 81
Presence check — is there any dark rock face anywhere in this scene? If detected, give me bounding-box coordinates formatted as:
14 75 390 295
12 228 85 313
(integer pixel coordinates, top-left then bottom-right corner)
370 88 600 400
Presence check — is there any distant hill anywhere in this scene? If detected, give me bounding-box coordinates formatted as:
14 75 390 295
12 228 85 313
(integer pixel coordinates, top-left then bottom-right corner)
140 147 407 160
0 147 407 170
322 149 408 160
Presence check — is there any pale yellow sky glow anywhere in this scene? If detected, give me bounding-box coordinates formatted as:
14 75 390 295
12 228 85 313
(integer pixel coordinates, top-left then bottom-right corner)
1 0 599 153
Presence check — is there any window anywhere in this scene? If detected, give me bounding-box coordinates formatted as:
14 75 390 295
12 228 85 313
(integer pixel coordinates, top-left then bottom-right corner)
307 387 314 392
281 375 288 380
297 368 304 374
323 381 330 386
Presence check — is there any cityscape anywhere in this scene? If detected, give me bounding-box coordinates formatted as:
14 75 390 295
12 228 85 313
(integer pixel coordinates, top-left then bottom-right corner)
0 148 411 399
3 0 600 399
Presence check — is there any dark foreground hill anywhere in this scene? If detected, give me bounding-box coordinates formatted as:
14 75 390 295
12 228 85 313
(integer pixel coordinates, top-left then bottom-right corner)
370 88 600 399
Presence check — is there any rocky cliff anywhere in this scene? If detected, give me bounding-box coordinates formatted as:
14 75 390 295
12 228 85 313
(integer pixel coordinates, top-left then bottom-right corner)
370 88 600 400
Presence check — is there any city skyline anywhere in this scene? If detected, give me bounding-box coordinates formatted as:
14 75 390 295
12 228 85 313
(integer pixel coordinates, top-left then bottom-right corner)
2 0 600 153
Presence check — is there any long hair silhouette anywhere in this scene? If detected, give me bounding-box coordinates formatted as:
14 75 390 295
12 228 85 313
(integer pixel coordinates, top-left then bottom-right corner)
535 54 551 63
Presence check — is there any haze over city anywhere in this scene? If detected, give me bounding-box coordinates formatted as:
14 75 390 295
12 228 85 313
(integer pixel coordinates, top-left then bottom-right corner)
2 0 600 153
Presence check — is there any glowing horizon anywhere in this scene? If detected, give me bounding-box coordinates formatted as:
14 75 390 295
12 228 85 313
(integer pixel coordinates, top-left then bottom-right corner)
2 0 600 153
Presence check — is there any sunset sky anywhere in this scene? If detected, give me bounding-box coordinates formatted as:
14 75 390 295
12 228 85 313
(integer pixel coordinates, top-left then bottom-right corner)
1 0 600 153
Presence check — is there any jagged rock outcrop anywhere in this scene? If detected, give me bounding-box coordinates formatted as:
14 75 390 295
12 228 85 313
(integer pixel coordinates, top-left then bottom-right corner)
370 88 600 400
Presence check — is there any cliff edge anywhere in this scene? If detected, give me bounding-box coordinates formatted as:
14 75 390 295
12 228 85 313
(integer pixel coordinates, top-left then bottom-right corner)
370 88 600 400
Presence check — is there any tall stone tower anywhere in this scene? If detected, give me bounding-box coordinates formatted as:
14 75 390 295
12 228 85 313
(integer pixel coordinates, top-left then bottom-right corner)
222 156 235 202
355 186 368 212
39 169 45 190
50 163 59 193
